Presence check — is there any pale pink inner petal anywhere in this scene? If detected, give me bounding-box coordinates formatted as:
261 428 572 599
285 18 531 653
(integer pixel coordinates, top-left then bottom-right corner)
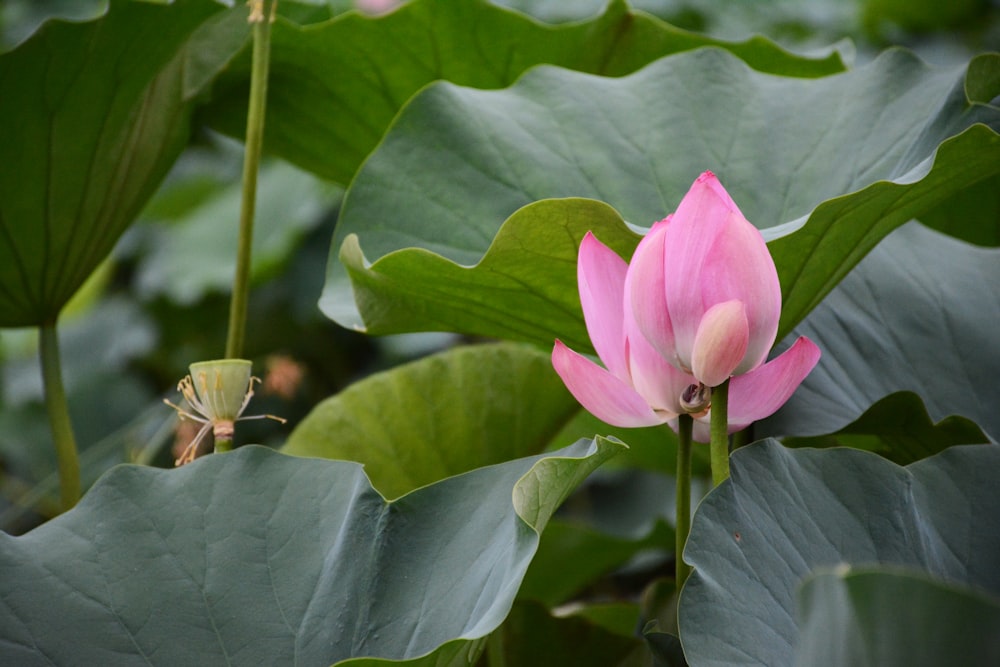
690 300 749 387
659 193 732 371
626 219 680 367
699 211 781 374
624 299 694 416
727 337 822 425
552 340 668 428
578 232 630 381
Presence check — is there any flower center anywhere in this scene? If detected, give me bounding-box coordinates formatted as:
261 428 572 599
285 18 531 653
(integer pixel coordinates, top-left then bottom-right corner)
680 382 711 417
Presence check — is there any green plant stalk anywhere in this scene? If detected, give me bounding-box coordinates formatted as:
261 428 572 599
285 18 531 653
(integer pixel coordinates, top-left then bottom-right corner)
710 378 731 486
486 626 507 667
225 0 275 359
675 414 693 589
214 437 234 453
39 323 80 511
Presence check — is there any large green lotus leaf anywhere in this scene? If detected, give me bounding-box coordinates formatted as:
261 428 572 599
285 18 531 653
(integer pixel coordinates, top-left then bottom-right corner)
0 439 623 666
322 49 1000 344
202 0 844 185
282 342 582 499
0 0 247 326
796 566 1000 667
338 198 635 351
762 222 1000 445
677 440 1000 667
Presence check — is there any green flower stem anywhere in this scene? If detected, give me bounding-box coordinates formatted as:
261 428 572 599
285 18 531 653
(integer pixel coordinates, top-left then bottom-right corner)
39 323 80 511
710 378 731 487
225 0 275 359
675 414 693 589
487 626 507 667
214 437 234 454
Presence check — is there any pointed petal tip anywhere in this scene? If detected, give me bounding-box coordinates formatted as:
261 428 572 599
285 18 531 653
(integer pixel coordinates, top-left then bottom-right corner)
727 336 822 425
576 236 630 378
552 340 667 429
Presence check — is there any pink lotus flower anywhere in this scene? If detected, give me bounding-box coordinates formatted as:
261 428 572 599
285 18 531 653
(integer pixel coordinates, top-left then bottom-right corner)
552 171 820 442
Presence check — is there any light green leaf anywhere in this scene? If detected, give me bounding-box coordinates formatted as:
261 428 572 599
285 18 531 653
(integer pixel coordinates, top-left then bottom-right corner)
282 342 582 499
796 566 1000 667
0 0 247 326
763 222 1000 444
0 439 623 665
337 198 635 351
203 0 844 185
678 440 1000 667
322 49 1000 345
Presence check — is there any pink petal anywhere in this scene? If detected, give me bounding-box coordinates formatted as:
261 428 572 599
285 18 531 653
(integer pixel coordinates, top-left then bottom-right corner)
699 211 781 374
690 300 749 387
659 175 741 370
624 296 694 416
661 174 781 375
626 218 682 369
672 171 742 224
552 340 668 428
727 337 822 425
578 232 630 381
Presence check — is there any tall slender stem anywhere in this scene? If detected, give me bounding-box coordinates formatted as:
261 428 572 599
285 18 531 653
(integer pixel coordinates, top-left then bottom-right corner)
675 414 693 589
709 378 731 486
487 626 507 667
225 0 275 359
39 323 80 511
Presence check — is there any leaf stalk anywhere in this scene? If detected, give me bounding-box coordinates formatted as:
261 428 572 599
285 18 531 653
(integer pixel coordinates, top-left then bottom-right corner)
39 323 80 511
225 0 276 358
675 414 693 589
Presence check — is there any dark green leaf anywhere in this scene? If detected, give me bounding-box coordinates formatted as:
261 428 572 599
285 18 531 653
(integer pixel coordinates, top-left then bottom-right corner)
678 440 1000 667
519 517 672 607
644 625 689 667
0 0 248 325
0 439 623 665
779 392 989 464
203 0 845 185
919 173 1000 246
322 50 1000 345
796 566 1000 667
486 600 647 667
